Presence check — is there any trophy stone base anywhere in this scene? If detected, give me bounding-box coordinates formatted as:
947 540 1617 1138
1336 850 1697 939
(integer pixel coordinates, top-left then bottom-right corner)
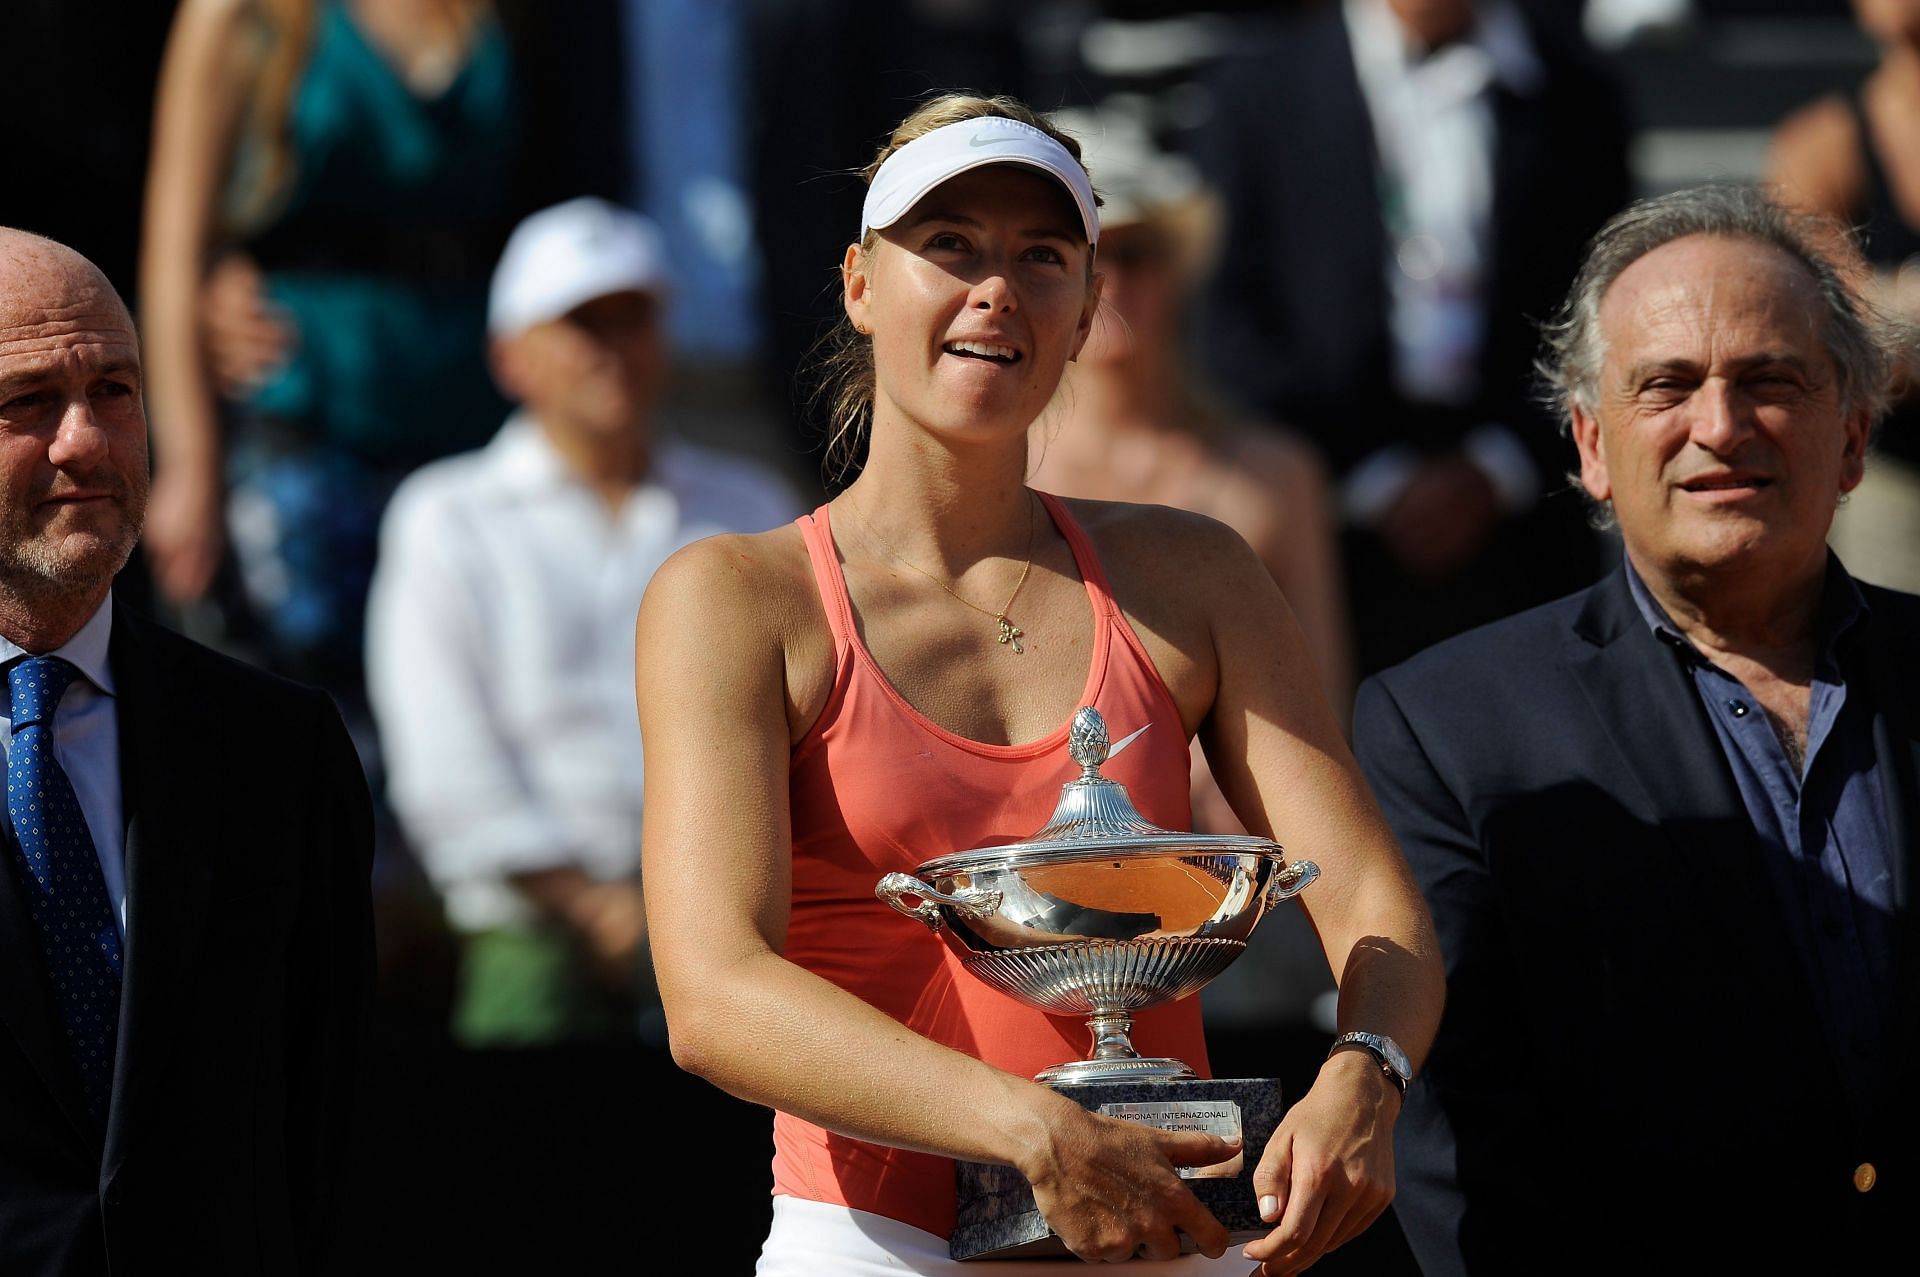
950 1077 1283 1262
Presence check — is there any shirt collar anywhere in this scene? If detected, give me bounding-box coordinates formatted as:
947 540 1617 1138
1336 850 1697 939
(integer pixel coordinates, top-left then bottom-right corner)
1623 554 1870 671
0 593 116 696
487 409 675 500
486 411 575 496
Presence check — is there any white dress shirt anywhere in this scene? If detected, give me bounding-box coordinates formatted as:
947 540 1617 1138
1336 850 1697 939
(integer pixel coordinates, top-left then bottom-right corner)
0 595 126 939
365 413 800 933
1339 0 1545 524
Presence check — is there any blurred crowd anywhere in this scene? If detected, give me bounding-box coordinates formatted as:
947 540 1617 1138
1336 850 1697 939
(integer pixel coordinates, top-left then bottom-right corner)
7 0 1915 1270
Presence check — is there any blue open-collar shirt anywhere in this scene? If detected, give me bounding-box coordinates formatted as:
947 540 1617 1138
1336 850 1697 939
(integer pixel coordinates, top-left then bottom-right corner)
1625 556 1894 1120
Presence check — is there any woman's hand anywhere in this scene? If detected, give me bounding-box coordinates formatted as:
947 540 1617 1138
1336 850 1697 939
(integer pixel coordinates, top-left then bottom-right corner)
144 461 227 603
1243 1050 1400 1274
200 252 293 397
1019 1093 1238 1263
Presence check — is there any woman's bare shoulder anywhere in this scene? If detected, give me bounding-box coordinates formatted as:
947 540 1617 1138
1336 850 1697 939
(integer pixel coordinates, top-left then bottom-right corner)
1054 495 1268 597
1055 493 1242 548
643 523 823 643
639 522 840 743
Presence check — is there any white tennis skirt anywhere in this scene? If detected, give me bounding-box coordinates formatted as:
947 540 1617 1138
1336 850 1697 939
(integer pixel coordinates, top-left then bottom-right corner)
755 1195 1256 1275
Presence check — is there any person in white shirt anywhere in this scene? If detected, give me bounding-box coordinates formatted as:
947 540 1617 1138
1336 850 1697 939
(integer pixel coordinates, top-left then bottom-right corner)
366 197 799 1048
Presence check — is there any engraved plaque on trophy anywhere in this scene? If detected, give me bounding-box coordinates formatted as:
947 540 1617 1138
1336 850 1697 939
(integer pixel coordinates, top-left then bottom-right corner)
876 708 1320 1260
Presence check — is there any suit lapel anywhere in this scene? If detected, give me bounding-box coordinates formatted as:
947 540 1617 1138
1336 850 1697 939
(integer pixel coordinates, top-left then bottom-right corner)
101 614 214 1181
1564 569 1817 1004
0 798 96 1143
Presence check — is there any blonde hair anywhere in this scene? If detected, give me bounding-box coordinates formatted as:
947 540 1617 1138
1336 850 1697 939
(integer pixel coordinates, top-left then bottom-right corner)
812 93 1097 489
221 0 313 235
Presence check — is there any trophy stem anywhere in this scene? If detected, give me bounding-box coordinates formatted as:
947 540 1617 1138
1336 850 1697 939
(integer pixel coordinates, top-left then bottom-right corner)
1031 1001 1199 1084
1089 1004 1139 1061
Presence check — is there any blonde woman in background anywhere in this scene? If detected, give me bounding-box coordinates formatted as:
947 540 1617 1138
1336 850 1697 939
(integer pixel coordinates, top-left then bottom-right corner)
140 0 515 691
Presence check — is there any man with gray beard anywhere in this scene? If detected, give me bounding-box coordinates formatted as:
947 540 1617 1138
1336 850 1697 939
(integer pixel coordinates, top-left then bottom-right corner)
0 228 373 1275
1354 187 1918 1271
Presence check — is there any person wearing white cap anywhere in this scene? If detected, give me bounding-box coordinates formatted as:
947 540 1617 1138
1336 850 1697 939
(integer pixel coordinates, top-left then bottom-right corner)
364 196 799 1268
636 94 1443 1275
366 196 798 1051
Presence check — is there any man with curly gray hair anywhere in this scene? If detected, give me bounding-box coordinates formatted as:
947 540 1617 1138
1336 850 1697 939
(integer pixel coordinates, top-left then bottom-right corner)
1350 184 1916 1274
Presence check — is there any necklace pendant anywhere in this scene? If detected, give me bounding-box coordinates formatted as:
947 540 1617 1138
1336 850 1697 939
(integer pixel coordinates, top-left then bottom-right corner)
997 615 1024 654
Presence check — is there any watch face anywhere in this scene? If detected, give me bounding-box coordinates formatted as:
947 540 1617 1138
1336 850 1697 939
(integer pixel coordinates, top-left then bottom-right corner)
1343 1032 1410 1081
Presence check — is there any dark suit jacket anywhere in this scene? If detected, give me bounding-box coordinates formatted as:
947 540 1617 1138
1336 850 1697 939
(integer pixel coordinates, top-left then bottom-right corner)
0 609 374 1275
1353 566 1919 1273
1193 2 1632 482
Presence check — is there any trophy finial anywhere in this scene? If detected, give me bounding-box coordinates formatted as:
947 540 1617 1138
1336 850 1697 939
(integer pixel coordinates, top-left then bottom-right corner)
1068 706 1110 775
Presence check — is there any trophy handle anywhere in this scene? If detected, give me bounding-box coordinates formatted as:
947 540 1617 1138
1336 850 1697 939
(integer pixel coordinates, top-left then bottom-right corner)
1265 858 1320 907
876 873 1003 932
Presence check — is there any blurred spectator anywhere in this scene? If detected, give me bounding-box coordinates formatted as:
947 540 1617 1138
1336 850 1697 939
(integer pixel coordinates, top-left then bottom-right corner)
1769 0 1920 594
139 0 527 698
362 198 797 1267
368 196 798 1048
1031 103 1352 723
1193 0 1633 676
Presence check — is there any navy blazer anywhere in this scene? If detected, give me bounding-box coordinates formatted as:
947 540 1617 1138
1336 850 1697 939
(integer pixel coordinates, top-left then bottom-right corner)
1354 565 1919 1273
0 609 374 1275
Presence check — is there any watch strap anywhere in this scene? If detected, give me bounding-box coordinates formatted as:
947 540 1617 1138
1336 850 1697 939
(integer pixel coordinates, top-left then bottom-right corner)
1327 1031 1410 1096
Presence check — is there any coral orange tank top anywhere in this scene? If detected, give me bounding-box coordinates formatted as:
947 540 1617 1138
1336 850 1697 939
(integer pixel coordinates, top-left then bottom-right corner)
777 492 1212 1238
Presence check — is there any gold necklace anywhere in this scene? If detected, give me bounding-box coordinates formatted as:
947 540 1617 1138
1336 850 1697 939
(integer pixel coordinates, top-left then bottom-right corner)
843 494 1036 653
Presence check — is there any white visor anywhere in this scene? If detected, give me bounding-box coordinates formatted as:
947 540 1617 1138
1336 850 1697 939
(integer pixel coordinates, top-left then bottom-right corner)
860 115 1099 247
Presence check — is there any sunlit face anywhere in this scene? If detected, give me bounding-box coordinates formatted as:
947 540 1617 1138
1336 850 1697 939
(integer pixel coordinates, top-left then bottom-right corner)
1571 234 1869 589
497 289 668 439
0 247 149 605
844 165 1099 447
1078 222 1181 369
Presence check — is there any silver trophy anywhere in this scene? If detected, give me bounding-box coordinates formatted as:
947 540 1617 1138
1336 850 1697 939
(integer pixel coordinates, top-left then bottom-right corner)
877 706 1319 1086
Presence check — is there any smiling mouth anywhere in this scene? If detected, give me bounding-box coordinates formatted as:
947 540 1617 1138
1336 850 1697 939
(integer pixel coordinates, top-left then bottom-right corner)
944 340 1021 365
1680 476 1771 493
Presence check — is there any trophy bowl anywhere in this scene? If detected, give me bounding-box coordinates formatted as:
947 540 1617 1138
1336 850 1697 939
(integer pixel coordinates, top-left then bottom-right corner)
877 707 1318 1084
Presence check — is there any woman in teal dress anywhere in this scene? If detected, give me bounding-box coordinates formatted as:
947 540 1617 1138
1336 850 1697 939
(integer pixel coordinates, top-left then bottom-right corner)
141 0 519 688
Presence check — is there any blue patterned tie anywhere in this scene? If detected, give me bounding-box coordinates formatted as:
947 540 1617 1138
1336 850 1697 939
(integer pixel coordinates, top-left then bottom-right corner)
5 655 122 1125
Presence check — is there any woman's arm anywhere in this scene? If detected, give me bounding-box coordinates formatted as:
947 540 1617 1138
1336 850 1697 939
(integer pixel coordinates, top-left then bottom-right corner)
138 0 257 603
1187 518 1444 1275
636 532 1239 1262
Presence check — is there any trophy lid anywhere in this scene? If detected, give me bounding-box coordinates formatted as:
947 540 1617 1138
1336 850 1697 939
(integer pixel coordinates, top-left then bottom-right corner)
911 706 1285 876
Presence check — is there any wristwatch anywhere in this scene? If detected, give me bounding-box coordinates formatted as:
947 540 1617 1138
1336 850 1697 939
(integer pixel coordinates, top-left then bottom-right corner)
1327 1031 1412 1097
